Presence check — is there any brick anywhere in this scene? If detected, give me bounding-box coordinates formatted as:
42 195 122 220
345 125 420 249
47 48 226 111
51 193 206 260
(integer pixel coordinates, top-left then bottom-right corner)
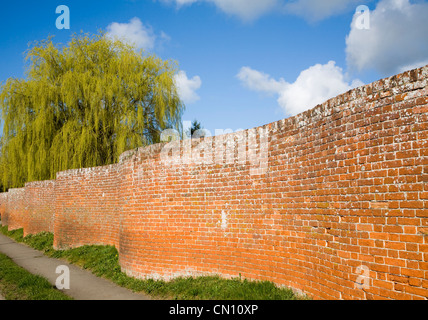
405 286 428 298
383 225 403 233
400 234 424 243
413 106 428 114
399 251 423 261
389 274 409 283
401 268 424 278
409 278 422 287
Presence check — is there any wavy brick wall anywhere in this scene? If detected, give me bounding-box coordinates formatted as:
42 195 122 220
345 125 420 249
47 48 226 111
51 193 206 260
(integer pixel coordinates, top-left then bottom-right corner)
0 65 427 300
0 193 7 222
22 180 56 236
53 164 122 249
3 188 26 231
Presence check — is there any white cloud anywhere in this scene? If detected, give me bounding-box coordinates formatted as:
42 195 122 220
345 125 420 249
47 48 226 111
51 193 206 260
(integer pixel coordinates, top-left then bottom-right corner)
106 17 157 50
171 0 199 6
207 0 278 21
237 67 286 94
174 71 202 104
346 0 428 76
238 61 364 116
161 0 279 20
284 0 362 22
161 0 368 21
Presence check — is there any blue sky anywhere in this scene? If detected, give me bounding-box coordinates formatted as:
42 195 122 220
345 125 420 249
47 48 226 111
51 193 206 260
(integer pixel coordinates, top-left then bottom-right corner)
1 0 428 135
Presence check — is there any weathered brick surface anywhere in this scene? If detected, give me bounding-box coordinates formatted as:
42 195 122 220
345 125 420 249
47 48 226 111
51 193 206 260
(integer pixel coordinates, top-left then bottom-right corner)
22 180 56 236
2 188 26 231
53 164 122 249
0 65 427 300
0 193 7 223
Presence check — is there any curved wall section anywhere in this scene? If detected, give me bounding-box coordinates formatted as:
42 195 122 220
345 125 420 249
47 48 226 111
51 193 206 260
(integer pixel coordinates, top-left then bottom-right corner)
53 164 122 249
3 188 26 231
23 180 56 236
117 65 428 299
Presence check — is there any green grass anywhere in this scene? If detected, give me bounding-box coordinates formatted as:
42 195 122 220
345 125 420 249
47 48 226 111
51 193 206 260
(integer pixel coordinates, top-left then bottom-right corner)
0 226 307 300
0 252 72 300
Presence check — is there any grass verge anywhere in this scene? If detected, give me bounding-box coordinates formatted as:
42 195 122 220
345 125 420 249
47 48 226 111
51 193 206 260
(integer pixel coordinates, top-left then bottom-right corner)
0 252 72 300
0 226 307 300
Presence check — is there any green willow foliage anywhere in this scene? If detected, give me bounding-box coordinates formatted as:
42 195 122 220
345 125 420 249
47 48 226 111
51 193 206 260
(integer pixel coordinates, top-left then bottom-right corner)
0 33 184 190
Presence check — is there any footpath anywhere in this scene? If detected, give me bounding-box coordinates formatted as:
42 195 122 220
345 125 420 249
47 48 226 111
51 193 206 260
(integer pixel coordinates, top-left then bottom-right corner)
0 233 151 300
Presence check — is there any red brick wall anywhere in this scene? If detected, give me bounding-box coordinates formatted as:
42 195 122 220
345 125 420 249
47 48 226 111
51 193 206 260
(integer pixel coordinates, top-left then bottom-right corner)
116 66 428 300
22 180 56 237
53 164 122 249
0 65 427 300
2 188 26 231
0 193 7 224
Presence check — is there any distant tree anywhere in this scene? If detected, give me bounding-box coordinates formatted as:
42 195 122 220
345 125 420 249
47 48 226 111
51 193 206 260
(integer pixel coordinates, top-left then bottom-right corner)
187 119 204 138
0 32 184 190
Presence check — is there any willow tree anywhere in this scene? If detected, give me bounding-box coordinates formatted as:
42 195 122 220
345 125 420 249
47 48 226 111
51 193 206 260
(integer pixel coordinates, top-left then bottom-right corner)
0 33 184 190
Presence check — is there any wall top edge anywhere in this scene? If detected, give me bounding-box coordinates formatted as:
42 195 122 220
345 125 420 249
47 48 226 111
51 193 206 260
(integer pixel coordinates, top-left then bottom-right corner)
24 179 56 187
56 162 120 178
9 64 428 183
6 188 26 194
117 64 428 161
